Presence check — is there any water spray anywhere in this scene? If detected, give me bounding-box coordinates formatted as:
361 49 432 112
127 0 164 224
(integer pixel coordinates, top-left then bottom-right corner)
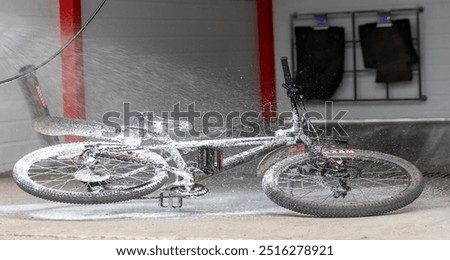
0 0 108 86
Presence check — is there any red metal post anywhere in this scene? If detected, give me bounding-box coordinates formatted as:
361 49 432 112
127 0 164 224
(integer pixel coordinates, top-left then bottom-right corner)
59 0 85 142
257 0 277 121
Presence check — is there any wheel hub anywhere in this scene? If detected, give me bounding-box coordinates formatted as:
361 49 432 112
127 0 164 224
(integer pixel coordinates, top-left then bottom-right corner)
74 167 111 182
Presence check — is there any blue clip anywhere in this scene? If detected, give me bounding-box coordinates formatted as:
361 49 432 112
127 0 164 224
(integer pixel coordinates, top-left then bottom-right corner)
377 11 392 27
314 14 329 30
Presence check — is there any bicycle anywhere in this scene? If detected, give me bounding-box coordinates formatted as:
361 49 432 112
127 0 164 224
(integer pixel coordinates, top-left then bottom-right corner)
12 57 424 217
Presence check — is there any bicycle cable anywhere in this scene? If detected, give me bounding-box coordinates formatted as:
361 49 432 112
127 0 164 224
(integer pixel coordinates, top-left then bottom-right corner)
0 0 108 87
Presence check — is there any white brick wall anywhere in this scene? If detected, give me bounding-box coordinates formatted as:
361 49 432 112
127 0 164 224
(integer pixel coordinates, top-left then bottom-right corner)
0 0 61 173
274 0 450 119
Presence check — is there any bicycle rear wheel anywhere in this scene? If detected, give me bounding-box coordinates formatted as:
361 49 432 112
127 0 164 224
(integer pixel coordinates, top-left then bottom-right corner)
13 142 169 204
262 149 424 217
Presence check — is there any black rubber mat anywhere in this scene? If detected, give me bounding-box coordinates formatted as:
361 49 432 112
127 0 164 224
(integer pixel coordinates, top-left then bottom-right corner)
358 19 418 83
422 172 450 179
295 26 345 99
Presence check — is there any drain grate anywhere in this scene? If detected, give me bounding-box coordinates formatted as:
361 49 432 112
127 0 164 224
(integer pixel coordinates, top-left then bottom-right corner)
422 172 450 178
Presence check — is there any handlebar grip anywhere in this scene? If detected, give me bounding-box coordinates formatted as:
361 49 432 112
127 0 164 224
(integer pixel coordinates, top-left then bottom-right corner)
281 56 293 86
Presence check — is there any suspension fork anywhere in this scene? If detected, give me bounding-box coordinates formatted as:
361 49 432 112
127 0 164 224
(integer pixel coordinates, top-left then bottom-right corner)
290 99 301 132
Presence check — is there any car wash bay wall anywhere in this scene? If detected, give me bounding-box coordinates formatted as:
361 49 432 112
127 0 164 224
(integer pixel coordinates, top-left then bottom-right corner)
0 0 62 173
3 0 448 173
274 0 450 119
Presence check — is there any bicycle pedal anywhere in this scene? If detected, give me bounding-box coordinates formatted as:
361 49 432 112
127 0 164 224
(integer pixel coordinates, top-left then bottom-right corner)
158 192 183 209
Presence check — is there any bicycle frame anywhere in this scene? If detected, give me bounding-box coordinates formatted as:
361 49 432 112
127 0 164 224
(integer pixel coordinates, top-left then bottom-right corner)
30 109 307 189
151 134 294 168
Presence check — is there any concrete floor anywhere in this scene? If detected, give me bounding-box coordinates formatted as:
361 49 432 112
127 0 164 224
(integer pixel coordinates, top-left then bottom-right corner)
0 168 449 240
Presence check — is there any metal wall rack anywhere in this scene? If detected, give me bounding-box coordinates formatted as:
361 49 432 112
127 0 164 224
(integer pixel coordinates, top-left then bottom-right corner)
290 7 426 101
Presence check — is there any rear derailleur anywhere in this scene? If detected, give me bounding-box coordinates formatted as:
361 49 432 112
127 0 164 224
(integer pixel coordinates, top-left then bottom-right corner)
317 159 353 198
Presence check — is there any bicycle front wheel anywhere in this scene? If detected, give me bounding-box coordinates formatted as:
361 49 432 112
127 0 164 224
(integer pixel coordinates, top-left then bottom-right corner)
13 142 169 204
262 149 424 217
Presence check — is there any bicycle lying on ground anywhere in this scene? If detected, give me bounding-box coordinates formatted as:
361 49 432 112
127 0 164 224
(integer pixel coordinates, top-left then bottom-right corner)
13 57 424 217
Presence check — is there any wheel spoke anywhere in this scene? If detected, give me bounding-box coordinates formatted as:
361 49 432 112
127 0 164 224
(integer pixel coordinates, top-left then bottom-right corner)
15 143 169 204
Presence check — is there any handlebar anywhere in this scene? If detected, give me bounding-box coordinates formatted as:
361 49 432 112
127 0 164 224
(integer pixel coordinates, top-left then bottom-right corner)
280 56 293 86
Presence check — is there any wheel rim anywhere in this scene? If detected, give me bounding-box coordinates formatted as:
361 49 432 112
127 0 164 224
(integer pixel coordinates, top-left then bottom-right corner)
22 144 166 195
